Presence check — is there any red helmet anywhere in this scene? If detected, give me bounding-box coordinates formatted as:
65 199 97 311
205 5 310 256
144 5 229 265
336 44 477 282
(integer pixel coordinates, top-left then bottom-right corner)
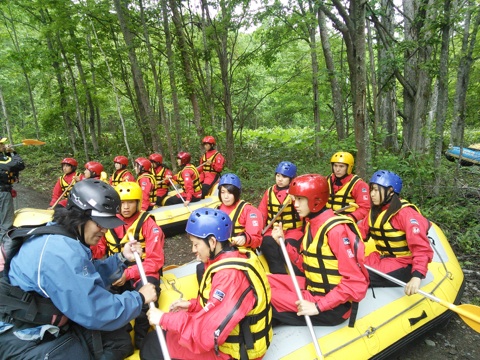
61 157 78 167
202 136 216 145
85 161 104 177
177 152 191 166
289 174 329 212
149 153 163 164
135 157 151 171
113 155 129 166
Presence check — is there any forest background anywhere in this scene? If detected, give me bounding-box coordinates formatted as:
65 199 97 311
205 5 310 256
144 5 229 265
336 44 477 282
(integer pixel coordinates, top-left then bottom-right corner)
0 0 479 294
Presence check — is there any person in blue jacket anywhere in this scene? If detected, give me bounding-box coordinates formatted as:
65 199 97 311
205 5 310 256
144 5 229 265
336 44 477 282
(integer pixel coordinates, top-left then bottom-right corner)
0 179 158 360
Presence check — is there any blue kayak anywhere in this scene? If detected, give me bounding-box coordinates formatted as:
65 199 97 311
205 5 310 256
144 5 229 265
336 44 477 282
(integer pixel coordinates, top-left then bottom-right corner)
445 146 480 166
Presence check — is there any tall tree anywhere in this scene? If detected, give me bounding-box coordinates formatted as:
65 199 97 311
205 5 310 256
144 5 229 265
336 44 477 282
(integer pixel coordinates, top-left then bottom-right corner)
318 1 368 177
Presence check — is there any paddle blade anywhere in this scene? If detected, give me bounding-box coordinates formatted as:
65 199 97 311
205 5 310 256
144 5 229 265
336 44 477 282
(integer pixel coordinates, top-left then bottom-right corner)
454 304 480 333
22 139 46 146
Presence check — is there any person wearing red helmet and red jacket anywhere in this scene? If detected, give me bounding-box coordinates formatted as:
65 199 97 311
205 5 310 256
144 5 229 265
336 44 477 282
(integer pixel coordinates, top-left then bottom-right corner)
164 152 202 207
268 174 369 327
91 181 165 349
258 161 303 276
326 152 370 222
75 161 106 182
109 155 135 186
141 208 272 360
148 153 173 206
134 157 157 211
48 157 80 209
198 136 225 198
357 170 433 296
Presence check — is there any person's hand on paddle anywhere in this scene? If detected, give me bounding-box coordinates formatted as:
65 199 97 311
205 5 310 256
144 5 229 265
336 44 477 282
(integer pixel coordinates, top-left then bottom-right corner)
296 299 320 316
147 307 165 325
231 234 246 247
139 283 158 304
271 222 285 245
5 144 14 153
122 239 142 262
169 299 190 312
404 276 422 296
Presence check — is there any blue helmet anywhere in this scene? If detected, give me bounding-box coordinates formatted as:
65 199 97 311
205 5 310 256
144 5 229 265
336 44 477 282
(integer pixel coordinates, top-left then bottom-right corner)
275 161 297 178
186 208 232 242
370 170 402 194
218 173 241 190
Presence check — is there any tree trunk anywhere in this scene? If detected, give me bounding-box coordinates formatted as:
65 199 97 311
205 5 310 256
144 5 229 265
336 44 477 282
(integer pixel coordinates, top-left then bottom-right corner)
0 86 12 141
69 28 99 155
170 0 204 138
113 0 159 151
317 9 344 140
450 3 480 146
433 0 451 179
57 35 90 160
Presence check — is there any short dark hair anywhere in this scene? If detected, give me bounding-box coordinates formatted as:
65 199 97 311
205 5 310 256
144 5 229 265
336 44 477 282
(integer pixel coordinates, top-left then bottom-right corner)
218 184 241 203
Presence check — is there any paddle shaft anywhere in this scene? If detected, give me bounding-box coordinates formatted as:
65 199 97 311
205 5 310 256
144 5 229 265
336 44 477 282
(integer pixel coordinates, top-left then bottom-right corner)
133 250 171 360
333 202 358 215
51 180 75 208
365 265 480 331
262 196 292 235
167 178 192 213
278 237 323 359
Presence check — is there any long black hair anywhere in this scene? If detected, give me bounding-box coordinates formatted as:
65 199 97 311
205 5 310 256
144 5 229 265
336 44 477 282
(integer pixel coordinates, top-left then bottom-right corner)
369 184 402 226
53 206 91 244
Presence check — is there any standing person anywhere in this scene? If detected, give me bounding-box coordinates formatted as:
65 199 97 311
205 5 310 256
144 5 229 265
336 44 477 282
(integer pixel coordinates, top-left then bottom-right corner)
268 174 369 326
0 179 157 359
141 208 272 360
326 151 370 222
0 136 25 234
198 136 225 198
134 157 157 211
110 155 135 186
48 158 80 209
217 173 263 250
358 170 433 295
75 161 106 182
91 181 165 349
149 153 173 206
164 152 202 207
258 161 303 275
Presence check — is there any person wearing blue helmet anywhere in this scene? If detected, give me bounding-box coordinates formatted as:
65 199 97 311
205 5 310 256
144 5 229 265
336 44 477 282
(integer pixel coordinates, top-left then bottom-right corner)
358 170 433 296
142 208 272 360
217 173 263 249
258 161 303 275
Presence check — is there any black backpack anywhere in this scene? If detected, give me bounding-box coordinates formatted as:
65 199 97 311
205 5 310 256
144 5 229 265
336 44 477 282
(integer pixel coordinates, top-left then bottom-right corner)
0 225 74 278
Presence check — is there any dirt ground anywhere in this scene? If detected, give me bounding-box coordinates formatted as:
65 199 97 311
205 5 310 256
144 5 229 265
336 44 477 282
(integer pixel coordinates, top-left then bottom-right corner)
13 183 480 359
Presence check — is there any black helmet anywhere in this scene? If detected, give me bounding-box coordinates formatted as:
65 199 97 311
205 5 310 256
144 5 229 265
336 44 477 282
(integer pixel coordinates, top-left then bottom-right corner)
67 179 124 229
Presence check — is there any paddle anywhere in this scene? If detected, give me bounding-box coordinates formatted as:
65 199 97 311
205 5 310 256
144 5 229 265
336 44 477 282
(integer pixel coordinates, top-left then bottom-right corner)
334 202 358 214
278 236 323 359
50 180 76 209
12 139 46 147
365 265 480 333
262 196 292 235
130 237 171 360
167 177 192 213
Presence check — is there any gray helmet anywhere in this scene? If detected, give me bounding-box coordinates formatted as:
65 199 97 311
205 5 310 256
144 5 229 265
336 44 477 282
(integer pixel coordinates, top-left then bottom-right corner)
67 179 124 229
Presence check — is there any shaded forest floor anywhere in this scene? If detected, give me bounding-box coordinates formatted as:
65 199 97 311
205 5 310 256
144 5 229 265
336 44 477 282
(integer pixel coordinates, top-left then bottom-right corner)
14 183 479 359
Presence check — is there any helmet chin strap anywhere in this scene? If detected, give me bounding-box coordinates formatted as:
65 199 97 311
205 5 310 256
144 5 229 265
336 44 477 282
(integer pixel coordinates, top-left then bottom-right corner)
77 223 87 246
379 186 393 207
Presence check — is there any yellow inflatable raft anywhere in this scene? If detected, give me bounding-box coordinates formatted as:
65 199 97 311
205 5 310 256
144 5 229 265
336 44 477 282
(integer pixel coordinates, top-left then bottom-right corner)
13 184 220 237
127 222 464 360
